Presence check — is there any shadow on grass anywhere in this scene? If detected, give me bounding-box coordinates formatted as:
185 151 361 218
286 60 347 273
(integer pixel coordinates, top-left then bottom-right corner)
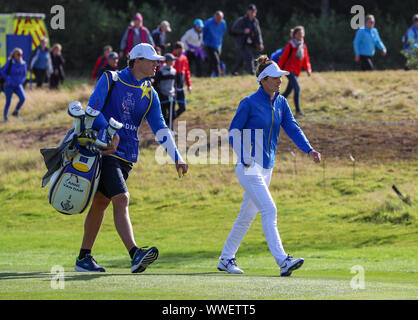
0 272 52 280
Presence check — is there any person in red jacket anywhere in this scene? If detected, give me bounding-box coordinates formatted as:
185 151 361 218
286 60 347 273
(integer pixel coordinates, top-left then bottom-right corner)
172 41 192 123
91 45 112 82
278 26 312 117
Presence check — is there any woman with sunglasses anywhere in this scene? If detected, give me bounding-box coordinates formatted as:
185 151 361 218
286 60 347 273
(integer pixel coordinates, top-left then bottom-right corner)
1 48 27 121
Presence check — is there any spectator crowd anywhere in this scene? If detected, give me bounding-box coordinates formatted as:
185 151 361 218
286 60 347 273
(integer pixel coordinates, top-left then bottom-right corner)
1 4 417 123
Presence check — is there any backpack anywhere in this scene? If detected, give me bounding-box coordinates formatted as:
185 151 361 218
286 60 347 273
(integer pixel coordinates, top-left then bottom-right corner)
0 60 13 92
46 71 119 215
271 48 284 63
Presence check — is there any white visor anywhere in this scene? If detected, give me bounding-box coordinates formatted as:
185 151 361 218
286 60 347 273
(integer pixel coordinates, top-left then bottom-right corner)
257 62 289 82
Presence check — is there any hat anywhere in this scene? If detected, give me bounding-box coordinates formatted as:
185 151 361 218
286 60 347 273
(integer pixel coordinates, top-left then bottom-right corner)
248 4 257 10
134 12 143 22
160 20 171 32
193 18 204 28
257 62 289 82
164 53 178 62
129 43 164 61
108 52 118 59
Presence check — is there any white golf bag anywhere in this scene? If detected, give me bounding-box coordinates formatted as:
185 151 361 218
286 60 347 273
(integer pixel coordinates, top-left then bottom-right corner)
47 101 122 215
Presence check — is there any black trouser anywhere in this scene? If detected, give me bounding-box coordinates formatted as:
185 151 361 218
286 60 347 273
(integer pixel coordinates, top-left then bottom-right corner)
50 74 61 89
206 46 221 77
232 45 255 75
186 50 203 77
360 55 374 71
175 88 186 120
281 72 302 113
32 67 47 87
159 93 175 130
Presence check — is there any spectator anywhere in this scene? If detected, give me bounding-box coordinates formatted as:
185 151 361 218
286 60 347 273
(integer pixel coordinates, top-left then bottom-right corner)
278 26 312 118
403 14 418 53
203 11 227 77
119 12 154 58
181 19 205 77
353 14 387 71
92 45 112 82
154 53 178 130
152 21 172 51
1 48 27 121
154 46 164 72
96 52 119 80
172 41 191 123
49 43 65 90
30 37 52 88
231 4 264 75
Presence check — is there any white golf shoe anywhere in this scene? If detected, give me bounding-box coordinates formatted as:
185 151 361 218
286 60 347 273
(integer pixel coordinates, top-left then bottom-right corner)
217 257 244 274
280 255 304 277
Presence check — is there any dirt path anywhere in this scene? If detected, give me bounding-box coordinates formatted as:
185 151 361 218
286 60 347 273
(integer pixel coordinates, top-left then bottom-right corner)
2 119 417 162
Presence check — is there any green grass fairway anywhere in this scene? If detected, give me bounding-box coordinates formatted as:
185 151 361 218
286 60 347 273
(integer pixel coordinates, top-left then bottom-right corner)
0 247 416 299
0 71 417 300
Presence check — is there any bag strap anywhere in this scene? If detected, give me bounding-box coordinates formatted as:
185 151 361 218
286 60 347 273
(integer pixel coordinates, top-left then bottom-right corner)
102 71 117 113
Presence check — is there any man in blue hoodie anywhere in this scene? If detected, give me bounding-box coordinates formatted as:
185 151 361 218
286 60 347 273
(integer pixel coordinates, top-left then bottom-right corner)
353 14 387 71
203 11 226 77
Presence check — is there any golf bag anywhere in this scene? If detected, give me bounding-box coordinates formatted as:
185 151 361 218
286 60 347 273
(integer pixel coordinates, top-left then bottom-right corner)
48 140 102 215
43 82 121 214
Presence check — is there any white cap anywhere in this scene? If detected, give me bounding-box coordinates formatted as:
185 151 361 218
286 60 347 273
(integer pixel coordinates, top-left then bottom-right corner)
257 62 289 82
128 43 164 61
160 20 172 32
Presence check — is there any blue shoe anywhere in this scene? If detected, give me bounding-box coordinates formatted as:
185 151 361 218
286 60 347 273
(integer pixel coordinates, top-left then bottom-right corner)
280 255 304 277
131 246 159 273
75 254 106 272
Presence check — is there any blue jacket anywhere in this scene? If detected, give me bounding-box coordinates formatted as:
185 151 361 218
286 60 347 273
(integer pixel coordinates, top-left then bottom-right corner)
30 46 52 73
1 59 27 87
88 67 181 163
405 25 418 50
353 26 386 57
203 17 226 50
229 86 312 169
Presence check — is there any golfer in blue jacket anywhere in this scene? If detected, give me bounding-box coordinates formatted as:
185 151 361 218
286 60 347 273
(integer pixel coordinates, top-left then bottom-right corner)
217 55 321 276
75 43 188 273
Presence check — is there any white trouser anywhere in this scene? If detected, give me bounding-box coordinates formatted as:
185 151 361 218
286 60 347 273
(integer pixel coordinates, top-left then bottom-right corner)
220 163 287 266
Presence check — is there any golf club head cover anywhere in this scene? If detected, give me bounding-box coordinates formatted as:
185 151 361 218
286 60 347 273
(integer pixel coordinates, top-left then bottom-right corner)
84 106 101 130
68 101 85 134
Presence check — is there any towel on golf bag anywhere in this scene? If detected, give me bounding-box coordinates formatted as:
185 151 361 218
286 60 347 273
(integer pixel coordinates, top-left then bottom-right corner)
40 128 75 188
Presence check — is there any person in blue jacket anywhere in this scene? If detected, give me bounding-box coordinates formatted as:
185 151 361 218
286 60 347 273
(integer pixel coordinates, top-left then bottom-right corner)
203 11 227 77
1 48 27 121
75 43 188 273
404 14 418 54
30 37 52 87
353 14 387 71
217 55 321 276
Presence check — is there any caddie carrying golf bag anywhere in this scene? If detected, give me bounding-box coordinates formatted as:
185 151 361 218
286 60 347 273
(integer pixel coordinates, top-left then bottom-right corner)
42 97 122 215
